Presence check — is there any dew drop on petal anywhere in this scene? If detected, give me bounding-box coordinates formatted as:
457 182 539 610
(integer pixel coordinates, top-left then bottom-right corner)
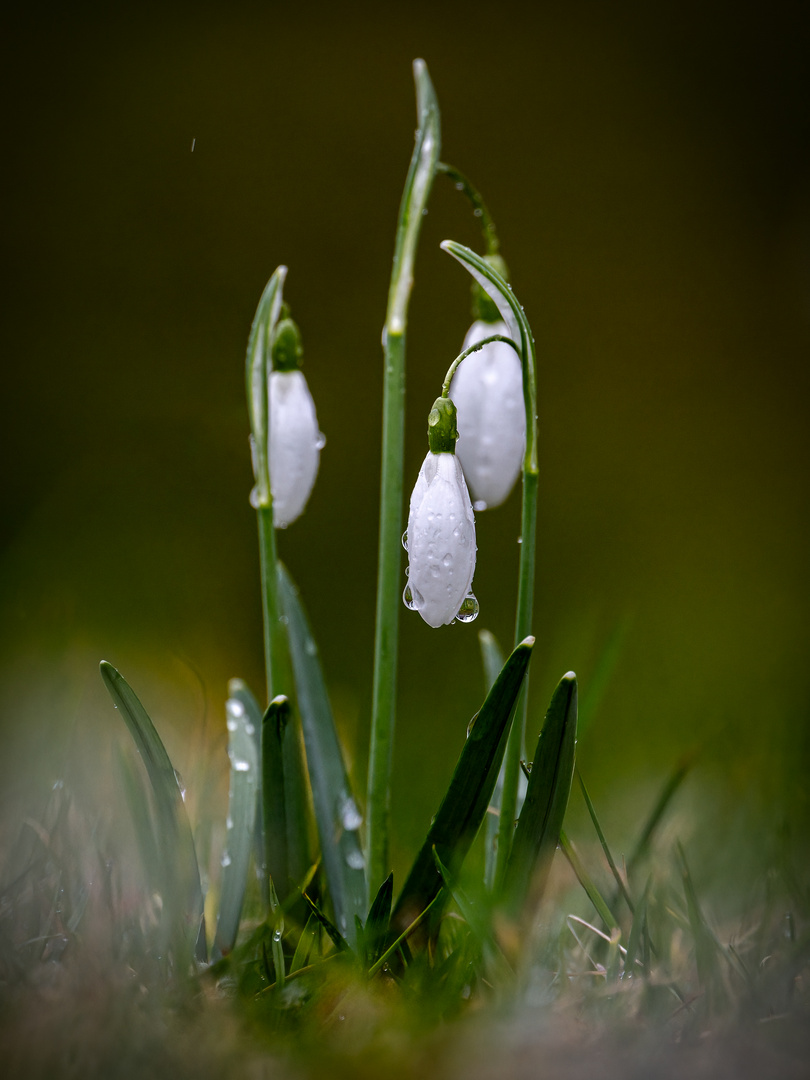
315 432 327 450
473 499 488 512
403 583 416 610
401 530 409 551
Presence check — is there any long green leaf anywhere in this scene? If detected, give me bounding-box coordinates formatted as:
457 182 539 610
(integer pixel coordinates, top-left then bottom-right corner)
213 694 259 958
479 630 507 892
227 678 267 899
277 563 366 947
560 829 618 933
261 696 290 904
392 637 535 934
503 672 577 915
99 661 205 962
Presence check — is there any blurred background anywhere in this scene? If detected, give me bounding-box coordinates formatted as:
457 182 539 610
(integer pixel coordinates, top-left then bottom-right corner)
2 0 808 898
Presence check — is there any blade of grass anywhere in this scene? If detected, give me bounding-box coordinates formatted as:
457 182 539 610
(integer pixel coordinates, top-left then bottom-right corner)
503 672 577 916
628 752 695 877
365 872 394 968
100 661 206 963
290 913 318 974
560 830 618 934
278 563 366 947
577 771 634 915
624 875 651 976
369 889 446 978
392 638 534 935
213 694 259 958
577 616 631 740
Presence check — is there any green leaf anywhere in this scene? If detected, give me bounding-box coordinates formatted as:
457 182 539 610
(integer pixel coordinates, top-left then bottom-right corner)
290 913 318 974
245 266 286 508
628 753 695 876
213 693 260 958
478 630 506 892
364 872 394 968
503 672 577 915
392 637 535 935
260 696 291 905
277 563 366 947
99 661 205 962
302 891 351 955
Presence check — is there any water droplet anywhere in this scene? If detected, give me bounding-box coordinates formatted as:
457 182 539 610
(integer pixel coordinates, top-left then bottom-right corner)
305 640 317 656
421 208 429 216
272 927 283 943
279 614 289 626
345 849 365 870
337 794 363 832
467 710 479 737
517 536 523 545
226 815 233 830
403 583 416 610
456 593 479 623
221 852 232 868
229 699 245 717
249 486 262 509
232 758 251 773
442 553 453 568
226 717 238 733
455 181 464 191
245 722 255 736
401 530 409 551
473 208 483 217
52 778 64 791
473 499 487 512
173 769 186 800
315 432 327 450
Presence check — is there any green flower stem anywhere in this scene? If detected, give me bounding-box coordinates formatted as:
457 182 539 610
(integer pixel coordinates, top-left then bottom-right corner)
366 60 441 902
440 334 519 398
437 162 500 255
256 505 286 701
439 242 539 891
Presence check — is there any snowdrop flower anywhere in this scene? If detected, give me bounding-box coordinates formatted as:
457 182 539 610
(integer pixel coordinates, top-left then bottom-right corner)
404 397 478 628
449 317 525 511
267 318 324 528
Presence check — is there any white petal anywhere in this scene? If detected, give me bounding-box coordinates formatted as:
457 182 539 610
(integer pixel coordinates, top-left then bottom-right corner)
449 320 525 509
268 370 322 527
406 452 476 627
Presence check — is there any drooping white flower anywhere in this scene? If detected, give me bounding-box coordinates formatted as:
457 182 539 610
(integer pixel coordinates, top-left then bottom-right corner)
405 444 478 628
268 368 323 527
449 319 525 510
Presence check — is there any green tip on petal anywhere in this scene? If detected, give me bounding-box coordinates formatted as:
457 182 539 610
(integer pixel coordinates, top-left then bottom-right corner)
272 318 304 372
427 395 458 453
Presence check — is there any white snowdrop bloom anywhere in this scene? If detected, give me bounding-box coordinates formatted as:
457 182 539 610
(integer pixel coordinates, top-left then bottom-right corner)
268 369 323 527
449 319 525 510
405 450 478 628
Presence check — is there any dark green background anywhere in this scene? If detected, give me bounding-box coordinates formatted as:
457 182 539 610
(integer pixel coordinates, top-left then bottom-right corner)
2 2 808 883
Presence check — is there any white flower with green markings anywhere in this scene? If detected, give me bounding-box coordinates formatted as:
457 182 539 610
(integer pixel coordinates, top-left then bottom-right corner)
267 318 324 528
403 397 478 628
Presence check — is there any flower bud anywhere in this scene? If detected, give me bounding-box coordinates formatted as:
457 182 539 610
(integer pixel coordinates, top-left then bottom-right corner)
404 399 478 627
266 319 324 528
449 319 525 510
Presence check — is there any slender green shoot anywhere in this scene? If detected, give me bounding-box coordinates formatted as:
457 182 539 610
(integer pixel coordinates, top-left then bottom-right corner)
437 161 500 254
577 770 634 915
367 58 441 901
440 241 538 890
441 334 519 397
